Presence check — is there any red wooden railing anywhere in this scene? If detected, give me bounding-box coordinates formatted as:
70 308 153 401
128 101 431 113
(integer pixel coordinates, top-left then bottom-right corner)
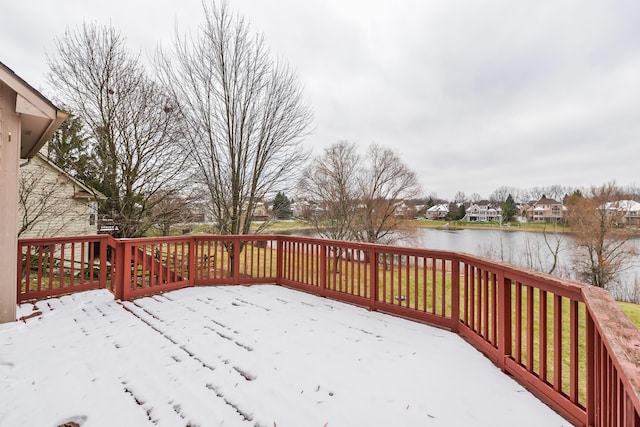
18 234 117 301
16 234 640 426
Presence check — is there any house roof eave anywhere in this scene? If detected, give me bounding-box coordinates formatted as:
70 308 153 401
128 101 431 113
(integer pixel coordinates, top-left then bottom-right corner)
35 153 107 201
0 61 68 158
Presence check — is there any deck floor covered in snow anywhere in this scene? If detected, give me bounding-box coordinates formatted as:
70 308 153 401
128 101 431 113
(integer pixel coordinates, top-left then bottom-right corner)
0 285 569 427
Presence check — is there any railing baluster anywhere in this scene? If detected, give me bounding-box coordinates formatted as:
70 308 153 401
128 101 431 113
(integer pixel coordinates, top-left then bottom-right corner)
515 281 522 364
586 312 596 426
554 295 563 393
490 273 497 345
440 259 446 316
527 285 534 372
431 258 437 314
450 258 460 332
369 248 376 308
539 289 548 383
37 245 43 292
570 299 579 404
69 243 75 287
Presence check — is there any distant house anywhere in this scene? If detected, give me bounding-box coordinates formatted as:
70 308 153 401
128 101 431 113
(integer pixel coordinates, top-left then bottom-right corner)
292 199 324 220
237 198 270 222
426 204 449 220
251 201 269 221
18 153 105 238
464 200 502 222
524 196 566 223
393 200 415 218
604 200 640 226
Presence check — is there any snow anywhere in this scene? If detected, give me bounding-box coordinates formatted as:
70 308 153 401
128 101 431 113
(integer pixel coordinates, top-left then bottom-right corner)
0 285 570 427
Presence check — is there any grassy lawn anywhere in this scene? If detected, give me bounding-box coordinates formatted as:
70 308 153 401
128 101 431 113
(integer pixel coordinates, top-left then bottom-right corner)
260 220 310 231
158 218 574 235
618 301 640 329
412 219 571 232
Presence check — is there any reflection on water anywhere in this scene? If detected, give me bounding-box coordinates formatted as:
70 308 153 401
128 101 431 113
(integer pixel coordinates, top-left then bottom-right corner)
416 228 640 299
418 228 571 268
273 228 316 237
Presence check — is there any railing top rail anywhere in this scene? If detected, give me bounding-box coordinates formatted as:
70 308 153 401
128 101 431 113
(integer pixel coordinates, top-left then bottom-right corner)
455 251 586 300
18 234 114 245
193 234 279 241
272 234 460 256
117 235 197 245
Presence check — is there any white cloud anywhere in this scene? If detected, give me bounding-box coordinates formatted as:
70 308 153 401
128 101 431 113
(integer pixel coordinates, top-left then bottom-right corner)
3 0 640 199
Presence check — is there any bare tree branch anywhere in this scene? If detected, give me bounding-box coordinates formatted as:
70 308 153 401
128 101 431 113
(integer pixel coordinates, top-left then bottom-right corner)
47 23 189 237
566 182 638 289
18 158 88 237
156 1 313 236
299 141 421 245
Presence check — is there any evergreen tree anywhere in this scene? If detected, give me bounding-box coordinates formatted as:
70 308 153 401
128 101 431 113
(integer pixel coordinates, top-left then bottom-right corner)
272 192 292 219
446 202 465 220
457 203 466 220
47 112 98 187
501 194 517 223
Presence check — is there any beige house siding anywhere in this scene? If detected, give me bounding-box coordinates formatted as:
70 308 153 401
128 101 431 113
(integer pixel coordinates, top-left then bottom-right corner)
0 61 67 323
18 154 100 238
0 81 21 323
524 197 567 223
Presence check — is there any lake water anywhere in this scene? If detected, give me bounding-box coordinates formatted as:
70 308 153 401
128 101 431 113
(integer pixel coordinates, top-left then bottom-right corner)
416 227 640 300
417 227 572 268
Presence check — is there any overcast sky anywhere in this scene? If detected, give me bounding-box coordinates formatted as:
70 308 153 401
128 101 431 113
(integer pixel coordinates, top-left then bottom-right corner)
3 0 640 199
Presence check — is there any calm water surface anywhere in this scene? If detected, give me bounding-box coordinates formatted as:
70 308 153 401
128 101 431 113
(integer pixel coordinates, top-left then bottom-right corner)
416 227 640 297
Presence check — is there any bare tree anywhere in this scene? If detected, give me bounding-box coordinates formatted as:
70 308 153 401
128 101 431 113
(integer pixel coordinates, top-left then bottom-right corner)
298 141 360 241
566 182 638 289
520 226 565 275
300 141 420 245
541 227 564 275
523 185 578 203
453 191 467 204
489 186 515 204
155 1 313 237
469 193 483 203
47 23 188 237
352 144 421 245
623 184 640 201
149 191 196 236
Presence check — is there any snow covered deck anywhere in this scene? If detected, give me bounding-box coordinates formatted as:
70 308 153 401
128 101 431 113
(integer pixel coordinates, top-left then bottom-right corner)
1 285 569 426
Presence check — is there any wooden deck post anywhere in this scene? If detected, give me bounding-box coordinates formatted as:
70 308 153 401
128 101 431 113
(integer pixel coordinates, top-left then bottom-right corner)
450 257 460 332
319 242 327 297
233 238 241 285
496 270 511 371
112 240 127 300
276 236 283 285
188 237 196 287
369 248 378 311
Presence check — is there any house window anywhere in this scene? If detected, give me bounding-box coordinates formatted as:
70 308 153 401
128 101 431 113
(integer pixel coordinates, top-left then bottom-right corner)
89 201 97 226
